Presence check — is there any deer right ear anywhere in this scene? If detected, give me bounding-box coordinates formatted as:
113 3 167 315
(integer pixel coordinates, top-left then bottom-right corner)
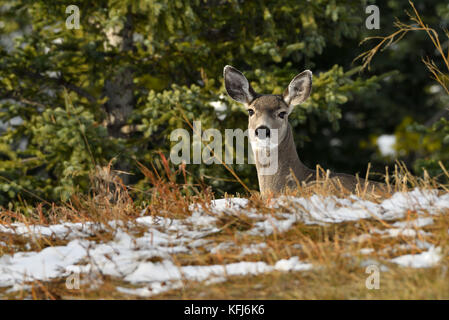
283 70 312 113
224 65 256 104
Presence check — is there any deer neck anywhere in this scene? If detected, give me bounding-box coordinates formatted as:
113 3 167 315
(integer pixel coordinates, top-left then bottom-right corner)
254 123 313 195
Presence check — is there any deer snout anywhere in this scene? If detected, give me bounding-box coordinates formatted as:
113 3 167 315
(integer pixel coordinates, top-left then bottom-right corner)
255 126 271 139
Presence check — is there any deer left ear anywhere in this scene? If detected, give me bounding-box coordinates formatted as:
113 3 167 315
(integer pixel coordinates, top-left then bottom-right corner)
283 70 312 113
224 65 257 104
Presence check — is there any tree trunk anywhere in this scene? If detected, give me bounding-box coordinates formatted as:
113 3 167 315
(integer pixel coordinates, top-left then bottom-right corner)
103 8 135 184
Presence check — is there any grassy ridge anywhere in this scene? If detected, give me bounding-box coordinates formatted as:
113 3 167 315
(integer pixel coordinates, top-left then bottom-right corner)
0 161 448 299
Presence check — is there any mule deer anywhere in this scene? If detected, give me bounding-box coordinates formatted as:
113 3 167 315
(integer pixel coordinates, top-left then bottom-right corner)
223 65 383 196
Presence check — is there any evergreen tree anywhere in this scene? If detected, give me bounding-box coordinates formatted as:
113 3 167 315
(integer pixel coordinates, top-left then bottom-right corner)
4 0 439 207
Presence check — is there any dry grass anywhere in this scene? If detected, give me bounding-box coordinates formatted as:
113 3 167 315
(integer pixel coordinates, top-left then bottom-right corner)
0 158 448 300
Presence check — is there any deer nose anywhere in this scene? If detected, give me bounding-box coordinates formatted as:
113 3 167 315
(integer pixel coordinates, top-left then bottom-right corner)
255 126 270 139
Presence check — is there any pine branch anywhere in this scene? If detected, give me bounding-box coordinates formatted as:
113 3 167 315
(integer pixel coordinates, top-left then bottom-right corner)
12 68 98 105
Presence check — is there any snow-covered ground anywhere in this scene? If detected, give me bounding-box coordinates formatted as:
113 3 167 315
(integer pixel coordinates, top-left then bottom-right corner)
0 188 447 297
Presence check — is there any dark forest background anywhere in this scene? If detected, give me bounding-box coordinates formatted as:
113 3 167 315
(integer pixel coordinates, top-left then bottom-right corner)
1 0 448 207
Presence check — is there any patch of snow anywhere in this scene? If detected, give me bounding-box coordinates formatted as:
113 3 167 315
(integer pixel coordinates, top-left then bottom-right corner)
429 84 442 94
240 243 267 256
385 228 418 237
377 134 396 157
0 239 88 287
210 198 249 212
210 242 235 254
392 217 434 229
5 283 32 294
360 248 374 255
248 214 298 236
391 247 441 268
0 221 104 240
116 286 154 298
416 240 434 250
123 257 310 291
210 95 227 120
269 188 449 227
274 257 313 272
186 210 217 226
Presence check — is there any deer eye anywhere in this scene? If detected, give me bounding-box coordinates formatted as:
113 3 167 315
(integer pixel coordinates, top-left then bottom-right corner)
279 112 287 119
248 109 255 116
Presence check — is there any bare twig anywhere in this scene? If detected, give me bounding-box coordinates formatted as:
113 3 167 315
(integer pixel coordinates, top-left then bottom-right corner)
355 1 449 94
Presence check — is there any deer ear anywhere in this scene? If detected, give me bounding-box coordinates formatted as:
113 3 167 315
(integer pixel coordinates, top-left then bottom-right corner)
224 65 256 104
283 70 312 113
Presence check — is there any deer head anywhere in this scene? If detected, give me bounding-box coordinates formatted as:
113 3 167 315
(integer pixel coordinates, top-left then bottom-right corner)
222 65 384 196
223 65 312 149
